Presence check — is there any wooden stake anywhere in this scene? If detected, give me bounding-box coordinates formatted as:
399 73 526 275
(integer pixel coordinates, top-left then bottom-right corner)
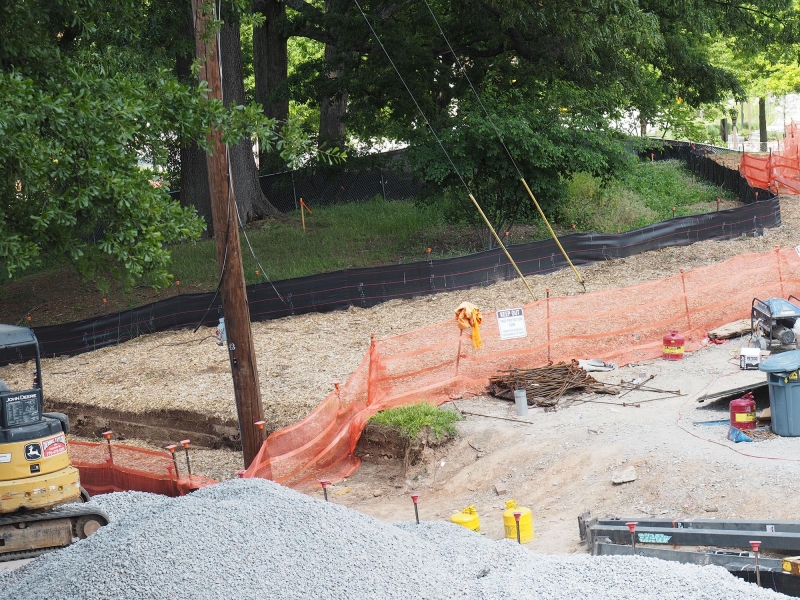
191 0 266 470
299 198 313 232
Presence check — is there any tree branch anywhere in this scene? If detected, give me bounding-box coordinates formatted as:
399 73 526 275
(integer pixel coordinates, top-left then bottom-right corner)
706 0 788 23
282 0 325 21
289 23 336 45
434 42 505 59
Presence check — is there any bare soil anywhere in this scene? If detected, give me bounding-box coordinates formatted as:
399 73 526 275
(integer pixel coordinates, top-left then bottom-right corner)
80 340 800 556
327 341 800 553
1 196 798 440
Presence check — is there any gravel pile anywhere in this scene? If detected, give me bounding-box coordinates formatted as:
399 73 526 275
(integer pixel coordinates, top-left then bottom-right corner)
1 479 788 599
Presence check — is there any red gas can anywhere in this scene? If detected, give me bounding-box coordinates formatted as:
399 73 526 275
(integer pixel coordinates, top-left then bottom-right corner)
663 330 685 360
730 392 756 430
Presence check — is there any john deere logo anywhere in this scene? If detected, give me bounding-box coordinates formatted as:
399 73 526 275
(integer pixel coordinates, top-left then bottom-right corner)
24 442 42 461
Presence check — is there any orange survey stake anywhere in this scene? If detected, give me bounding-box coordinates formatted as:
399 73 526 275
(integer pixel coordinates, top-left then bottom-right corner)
299 198 312 231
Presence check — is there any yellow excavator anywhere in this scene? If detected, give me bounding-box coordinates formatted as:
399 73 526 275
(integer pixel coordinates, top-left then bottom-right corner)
0 324 108 561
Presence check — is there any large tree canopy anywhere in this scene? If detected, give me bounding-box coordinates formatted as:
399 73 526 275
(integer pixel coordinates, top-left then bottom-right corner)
269 0 799 238
3 0 799 281
0 1 212 287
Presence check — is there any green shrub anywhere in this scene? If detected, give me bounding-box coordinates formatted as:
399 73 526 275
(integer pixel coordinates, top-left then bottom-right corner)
370 403 464 439
559 159 734 234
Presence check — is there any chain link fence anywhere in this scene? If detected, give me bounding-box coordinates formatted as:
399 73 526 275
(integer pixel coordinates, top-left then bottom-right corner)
259 149 424 213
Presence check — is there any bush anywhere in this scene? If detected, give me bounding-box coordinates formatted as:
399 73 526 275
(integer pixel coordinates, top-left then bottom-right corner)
559 159 733 234
370 403 463 440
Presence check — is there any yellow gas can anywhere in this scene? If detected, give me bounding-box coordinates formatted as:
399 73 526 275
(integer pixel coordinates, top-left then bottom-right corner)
503 499 533 543
450 505 481 532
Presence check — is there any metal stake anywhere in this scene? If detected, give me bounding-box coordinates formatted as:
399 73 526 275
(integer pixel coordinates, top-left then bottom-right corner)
165 445 179 477
319 480 330 501
102 431 114 465
750 540 762 586
514 511 522 544
180 439 192 477
411 494 420 524
626 522 638 555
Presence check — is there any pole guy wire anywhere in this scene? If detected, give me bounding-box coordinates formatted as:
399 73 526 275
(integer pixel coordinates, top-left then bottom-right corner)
421 0 585 290
352 0 537 301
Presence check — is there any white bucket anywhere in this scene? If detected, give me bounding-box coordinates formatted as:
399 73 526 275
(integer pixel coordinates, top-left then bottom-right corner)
513 390 529 417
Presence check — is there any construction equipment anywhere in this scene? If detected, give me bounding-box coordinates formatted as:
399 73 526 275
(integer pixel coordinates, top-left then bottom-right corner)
0 324 109 562
579 512 800 597
751 296 800 348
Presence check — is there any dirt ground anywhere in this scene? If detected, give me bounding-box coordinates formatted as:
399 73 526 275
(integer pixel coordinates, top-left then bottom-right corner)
1 196 798 438
3 194 799 555
327 341 800 553
76 339 800 555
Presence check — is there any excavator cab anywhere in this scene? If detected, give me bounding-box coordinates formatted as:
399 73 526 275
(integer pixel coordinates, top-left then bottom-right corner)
0 324 108 561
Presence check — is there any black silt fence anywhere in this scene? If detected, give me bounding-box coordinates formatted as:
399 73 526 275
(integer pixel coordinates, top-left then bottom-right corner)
259 165 424 213
646 140 775 204
0 139 781 365
0 200 780 365
169 149 424 212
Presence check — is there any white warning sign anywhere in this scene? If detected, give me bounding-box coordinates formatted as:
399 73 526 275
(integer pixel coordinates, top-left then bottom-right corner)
497 308 527 340
41 433 67 458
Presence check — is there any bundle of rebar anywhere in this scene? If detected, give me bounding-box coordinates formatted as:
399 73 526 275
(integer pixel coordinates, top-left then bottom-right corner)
487 361 611 407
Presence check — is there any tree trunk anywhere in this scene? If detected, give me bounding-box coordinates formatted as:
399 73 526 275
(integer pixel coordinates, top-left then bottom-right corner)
318 1 348 151
318 52 348 149
220 21 289 222
759 96 768 152
639 117 647 137
179 144 214 236
253 0 289 175
177 5 213 236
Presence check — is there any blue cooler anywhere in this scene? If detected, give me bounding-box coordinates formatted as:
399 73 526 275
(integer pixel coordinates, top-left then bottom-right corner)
759 350 800 436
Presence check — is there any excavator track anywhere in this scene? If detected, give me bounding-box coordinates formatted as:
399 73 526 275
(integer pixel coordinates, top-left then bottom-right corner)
0 504 110 563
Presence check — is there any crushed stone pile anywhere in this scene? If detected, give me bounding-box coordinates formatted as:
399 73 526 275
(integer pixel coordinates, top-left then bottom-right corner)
1 479 788 599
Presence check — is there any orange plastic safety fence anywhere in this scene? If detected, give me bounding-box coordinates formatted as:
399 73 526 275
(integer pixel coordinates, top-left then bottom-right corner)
740 120 800 193
243 247 800 488
70 441 216 497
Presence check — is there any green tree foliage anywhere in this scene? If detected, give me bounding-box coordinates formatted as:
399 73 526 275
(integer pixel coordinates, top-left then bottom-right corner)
0 1 208 287
0 0 335 288
409 87 633 245
281 0 798 245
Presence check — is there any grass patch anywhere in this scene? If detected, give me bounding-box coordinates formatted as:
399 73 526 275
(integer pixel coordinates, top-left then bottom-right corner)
559 159 736 234
167 196 469 289
0 160 742 326
370 403 464 440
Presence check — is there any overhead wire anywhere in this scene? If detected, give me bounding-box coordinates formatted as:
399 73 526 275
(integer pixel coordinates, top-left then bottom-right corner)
218 0 284 304
420 0 585 291
352 0 537 301
234 198 286 304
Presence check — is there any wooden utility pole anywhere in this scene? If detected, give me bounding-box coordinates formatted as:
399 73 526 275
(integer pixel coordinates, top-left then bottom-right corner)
191 0 266 468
